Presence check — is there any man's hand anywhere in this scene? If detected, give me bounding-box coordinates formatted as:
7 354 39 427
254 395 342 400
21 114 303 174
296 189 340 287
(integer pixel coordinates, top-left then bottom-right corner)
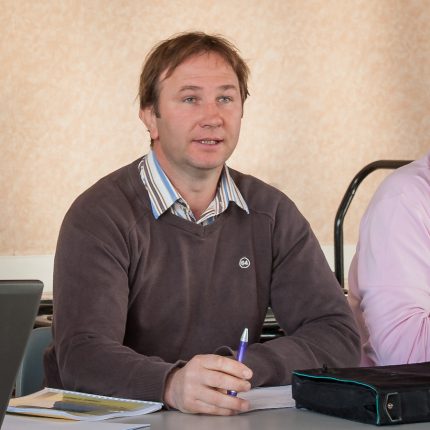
163 354 253 415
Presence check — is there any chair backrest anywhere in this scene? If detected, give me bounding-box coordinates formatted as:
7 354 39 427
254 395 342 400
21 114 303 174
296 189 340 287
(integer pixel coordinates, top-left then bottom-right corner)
14 326 53 397
333 160 412 289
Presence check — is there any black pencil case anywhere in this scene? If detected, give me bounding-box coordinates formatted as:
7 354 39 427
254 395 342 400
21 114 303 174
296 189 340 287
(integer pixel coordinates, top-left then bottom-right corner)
292 362 430 425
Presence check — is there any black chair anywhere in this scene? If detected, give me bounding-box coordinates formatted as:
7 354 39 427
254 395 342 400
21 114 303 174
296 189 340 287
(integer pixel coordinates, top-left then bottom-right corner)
15 326 52 396
333 160 412 290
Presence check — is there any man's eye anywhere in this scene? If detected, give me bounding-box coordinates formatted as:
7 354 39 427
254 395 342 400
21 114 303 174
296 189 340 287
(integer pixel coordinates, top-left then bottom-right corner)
218 96 233 103
183 97 197 103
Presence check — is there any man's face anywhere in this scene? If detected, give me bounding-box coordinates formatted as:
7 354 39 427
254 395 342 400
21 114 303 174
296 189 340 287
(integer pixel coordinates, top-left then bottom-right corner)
141 52 243 181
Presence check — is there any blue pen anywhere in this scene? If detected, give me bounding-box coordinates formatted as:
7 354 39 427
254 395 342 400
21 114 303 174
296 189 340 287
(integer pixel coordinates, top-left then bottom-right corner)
228 327 249 397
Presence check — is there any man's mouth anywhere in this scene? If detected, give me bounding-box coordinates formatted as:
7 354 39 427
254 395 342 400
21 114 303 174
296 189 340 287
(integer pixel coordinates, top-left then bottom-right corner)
195 139 222 145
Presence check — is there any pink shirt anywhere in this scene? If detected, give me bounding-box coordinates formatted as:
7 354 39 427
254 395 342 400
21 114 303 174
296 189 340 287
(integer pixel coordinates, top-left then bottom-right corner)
348 151 430 366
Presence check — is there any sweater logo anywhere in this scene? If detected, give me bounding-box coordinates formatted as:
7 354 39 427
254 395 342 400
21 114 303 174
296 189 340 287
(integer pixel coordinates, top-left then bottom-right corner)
239 257 251 269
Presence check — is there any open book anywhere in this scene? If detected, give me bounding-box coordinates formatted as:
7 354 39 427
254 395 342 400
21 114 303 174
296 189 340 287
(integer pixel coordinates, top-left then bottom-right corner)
7 388 162 421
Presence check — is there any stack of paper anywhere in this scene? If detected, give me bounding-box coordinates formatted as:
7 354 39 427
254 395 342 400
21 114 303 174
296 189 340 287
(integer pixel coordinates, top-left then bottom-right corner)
238 385 294 411
8 388 162 421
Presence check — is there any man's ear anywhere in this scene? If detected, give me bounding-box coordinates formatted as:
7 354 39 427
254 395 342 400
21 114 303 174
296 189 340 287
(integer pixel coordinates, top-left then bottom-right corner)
139 107 159 141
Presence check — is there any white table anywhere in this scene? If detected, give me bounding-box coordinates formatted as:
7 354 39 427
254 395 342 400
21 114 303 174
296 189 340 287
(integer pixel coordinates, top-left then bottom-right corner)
114 407 430 429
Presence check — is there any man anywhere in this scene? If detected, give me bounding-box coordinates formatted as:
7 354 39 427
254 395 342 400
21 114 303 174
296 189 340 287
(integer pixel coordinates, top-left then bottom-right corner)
44 32 360 415
349 152 430 366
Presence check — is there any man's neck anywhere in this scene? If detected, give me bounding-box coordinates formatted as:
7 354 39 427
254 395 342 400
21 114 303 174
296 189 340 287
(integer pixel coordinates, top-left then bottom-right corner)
169 169 221 220
152 150 223 219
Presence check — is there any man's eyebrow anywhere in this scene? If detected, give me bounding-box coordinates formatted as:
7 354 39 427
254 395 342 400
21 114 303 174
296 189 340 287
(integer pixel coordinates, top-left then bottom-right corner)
178 84 239 92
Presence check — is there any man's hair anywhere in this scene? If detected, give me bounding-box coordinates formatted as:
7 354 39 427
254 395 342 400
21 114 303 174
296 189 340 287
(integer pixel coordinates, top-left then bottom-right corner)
138 31 250 117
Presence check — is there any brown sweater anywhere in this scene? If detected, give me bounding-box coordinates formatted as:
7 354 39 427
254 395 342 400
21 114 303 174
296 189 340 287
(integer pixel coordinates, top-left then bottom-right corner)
44 158 360 402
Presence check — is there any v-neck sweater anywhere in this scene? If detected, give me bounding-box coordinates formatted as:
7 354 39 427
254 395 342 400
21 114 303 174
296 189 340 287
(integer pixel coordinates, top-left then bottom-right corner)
44 158 360 402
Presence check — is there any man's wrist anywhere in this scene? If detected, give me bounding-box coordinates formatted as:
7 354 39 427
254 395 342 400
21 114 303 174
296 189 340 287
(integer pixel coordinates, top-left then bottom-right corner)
163 367 180 408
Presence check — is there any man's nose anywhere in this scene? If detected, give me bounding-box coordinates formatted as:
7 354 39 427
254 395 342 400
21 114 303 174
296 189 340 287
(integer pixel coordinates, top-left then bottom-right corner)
199 102 223 128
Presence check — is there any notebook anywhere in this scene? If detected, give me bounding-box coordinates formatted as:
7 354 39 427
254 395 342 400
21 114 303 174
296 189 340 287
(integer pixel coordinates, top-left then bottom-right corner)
0 280 43 428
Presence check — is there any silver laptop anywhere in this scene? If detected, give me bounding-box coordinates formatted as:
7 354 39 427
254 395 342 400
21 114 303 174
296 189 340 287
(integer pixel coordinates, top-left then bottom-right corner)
0 280 42 428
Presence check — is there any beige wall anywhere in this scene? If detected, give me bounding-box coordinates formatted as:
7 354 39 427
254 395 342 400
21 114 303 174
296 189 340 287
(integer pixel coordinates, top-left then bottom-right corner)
1 0 429 257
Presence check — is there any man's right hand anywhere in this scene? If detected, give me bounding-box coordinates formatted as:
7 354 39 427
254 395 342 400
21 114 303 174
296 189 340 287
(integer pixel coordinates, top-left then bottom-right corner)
163 354 253 415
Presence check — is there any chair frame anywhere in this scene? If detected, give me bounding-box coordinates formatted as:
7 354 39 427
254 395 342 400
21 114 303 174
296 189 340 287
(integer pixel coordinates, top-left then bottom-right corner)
333 159 412 289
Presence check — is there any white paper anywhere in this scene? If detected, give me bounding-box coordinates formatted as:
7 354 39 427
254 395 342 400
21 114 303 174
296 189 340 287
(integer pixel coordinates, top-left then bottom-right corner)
3 414 149 429
8 387 162 421
238 385 295 411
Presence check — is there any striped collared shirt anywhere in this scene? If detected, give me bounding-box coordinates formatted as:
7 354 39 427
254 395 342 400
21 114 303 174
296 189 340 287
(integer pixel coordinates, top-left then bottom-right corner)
138 151 249 225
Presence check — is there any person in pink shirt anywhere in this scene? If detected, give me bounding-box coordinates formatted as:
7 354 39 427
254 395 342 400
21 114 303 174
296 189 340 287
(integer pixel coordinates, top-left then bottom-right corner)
348 150 430 366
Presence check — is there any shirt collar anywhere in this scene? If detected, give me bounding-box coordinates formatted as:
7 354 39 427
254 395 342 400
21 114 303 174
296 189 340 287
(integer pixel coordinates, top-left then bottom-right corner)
138 150 249 220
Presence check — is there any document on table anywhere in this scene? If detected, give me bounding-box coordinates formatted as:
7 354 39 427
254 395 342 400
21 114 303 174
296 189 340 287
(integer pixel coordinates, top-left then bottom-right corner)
8 388 162 421
2 414 149 429
238 385 295 411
